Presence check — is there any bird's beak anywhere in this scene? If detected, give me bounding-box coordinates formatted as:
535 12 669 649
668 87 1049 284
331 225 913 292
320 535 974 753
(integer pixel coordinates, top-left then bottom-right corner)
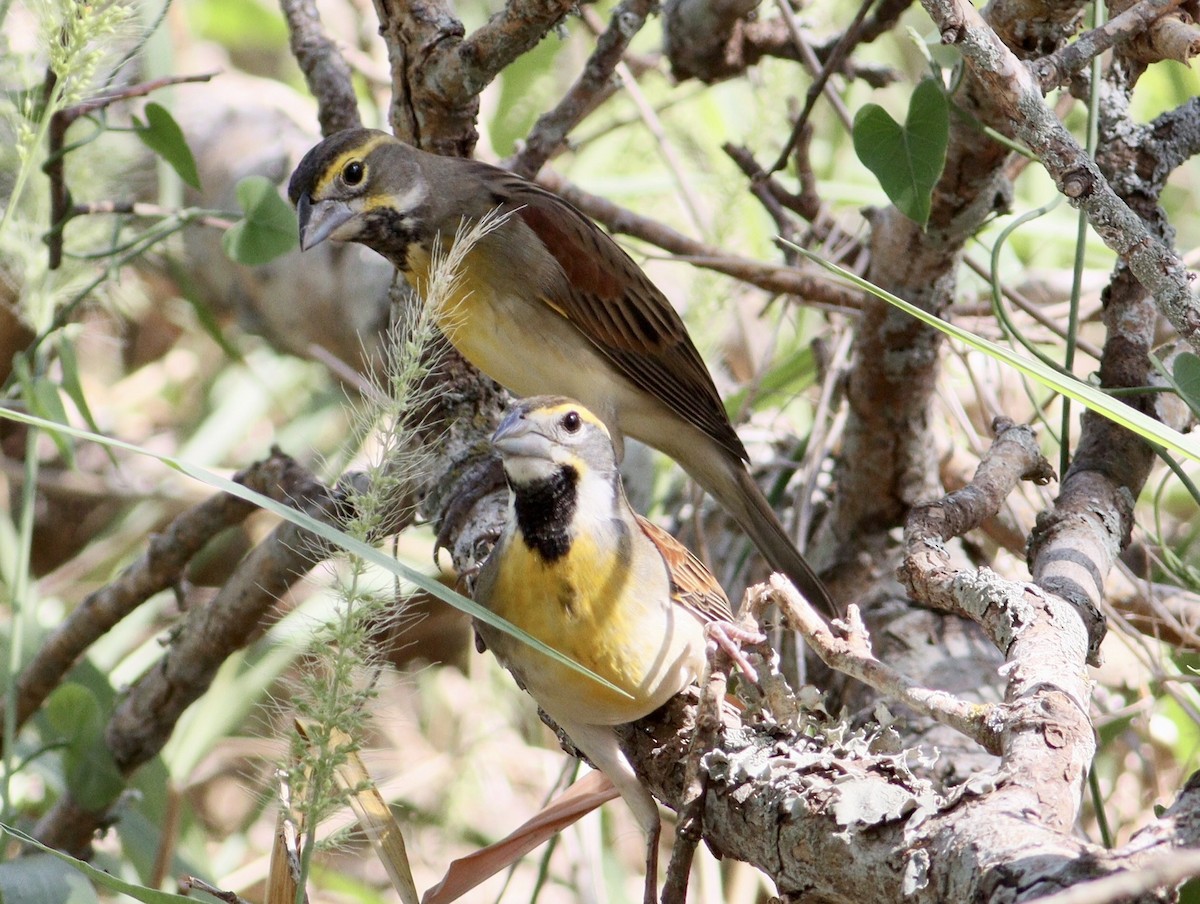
493 411 553 461
296 195 355 251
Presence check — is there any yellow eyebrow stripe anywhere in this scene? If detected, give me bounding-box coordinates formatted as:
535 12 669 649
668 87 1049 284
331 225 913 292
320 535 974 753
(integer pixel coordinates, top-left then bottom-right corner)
538 402 607 430
312 133 393 197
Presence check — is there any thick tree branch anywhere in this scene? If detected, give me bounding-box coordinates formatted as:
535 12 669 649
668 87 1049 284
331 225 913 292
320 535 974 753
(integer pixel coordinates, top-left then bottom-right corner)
372 0 575 154
771 577 1004 751
901 417 1054 620
1032 0 1184 90
456 0 579 97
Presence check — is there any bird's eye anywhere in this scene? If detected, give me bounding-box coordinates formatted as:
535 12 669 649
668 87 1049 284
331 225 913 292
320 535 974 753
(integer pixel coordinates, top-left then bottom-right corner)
561 411 581 433
342 161 364 186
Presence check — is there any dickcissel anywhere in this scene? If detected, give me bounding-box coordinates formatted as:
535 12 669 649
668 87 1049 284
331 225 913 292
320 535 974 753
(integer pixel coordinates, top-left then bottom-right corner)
475 396 736 904
288 128 836 616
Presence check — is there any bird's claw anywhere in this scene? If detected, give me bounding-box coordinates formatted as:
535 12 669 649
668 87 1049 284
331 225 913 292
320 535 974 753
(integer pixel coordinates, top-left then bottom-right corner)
705 620 767 684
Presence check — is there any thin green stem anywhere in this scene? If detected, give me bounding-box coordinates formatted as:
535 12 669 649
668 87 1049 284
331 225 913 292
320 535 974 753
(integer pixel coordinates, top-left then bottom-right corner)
2 415 41 824
987 202 1066 374
1156 447 1200 512
1088 766 1113 848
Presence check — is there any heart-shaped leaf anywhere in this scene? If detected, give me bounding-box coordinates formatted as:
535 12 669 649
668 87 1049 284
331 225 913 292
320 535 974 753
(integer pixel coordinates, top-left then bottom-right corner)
133 102 201 189
44 684 125 811
222 175 298 265
852 78 949 228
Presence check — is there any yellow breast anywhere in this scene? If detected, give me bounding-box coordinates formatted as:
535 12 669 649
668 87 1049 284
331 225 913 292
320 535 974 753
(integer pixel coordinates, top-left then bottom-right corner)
481 532 702 726
404 243 525 381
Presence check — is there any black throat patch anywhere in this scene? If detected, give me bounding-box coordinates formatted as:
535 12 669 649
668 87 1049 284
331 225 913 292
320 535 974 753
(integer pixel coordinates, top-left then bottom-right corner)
359 206 420 270
511 466 578 563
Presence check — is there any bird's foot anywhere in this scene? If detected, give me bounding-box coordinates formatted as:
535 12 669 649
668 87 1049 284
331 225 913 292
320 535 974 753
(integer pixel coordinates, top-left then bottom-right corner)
704 620 767 684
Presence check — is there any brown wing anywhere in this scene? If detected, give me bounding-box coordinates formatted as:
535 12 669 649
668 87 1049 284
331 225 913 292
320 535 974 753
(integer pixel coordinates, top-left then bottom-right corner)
491 172 748 463
635 514 735 624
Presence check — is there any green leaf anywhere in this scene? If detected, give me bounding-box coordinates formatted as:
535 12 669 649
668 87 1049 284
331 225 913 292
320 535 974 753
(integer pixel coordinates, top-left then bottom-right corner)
852 78 949 227
57 338 117 467
12 355 74 466
0 826 195 903
222 175 298 265
1173 352 1200 419
787 241 1200 465
165 258 244 361
0 854 99 904
134 103 201 190
45 684 125 811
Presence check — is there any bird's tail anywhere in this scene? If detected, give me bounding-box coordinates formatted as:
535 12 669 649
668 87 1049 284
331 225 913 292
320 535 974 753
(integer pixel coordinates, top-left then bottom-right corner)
720 463 839 617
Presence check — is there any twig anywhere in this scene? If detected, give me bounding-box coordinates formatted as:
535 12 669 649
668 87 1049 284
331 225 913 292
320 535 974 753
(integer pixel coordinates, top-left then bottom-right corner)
71 200 236 230
724 142 800 241
44 71 218 269
1032 0 1184 90
280 0 362 135
768 576 1003 752
514 0 655 178
900 416 1054 614
614 60 708 235
767 0 871 173
534 169 862 309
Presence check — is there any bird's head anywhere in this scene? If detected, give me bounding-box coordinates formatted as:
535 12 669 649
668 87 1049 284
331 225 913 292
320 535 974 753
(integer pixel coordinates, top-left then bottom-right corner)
288 128 429 255
492 397 617 488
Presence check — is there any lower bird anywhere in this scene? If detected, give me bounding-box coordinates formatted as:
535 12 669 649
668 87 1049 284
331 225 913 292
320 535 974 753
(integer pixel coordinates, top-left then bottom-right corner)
288 128 837 616
475 396 741 904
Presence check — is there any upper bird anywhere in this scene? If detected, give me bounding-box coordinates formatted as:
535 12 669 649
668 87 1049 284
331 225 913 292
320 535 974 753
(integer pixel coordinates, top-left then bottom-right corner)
474 396 737 904
288 128 836 615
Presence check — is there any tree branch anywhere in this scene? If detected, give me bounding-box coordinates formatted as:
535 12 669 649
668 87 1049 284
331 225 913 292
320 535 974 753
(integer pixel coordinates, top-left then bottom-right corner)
281 0 362 135
513 0 656 178
920 0 1200 354
1 450 306 742
534 168 862 310
1032 0 1184 90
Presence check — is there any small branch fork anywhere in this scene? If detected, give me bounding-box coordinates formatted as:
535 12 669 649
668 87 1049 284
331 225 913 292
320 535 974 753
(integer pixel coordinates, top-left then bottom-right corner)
757 419 1053 756
899 416 1055 626
44 72 217 270
1032 0 1187 89
770 579 1003 754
